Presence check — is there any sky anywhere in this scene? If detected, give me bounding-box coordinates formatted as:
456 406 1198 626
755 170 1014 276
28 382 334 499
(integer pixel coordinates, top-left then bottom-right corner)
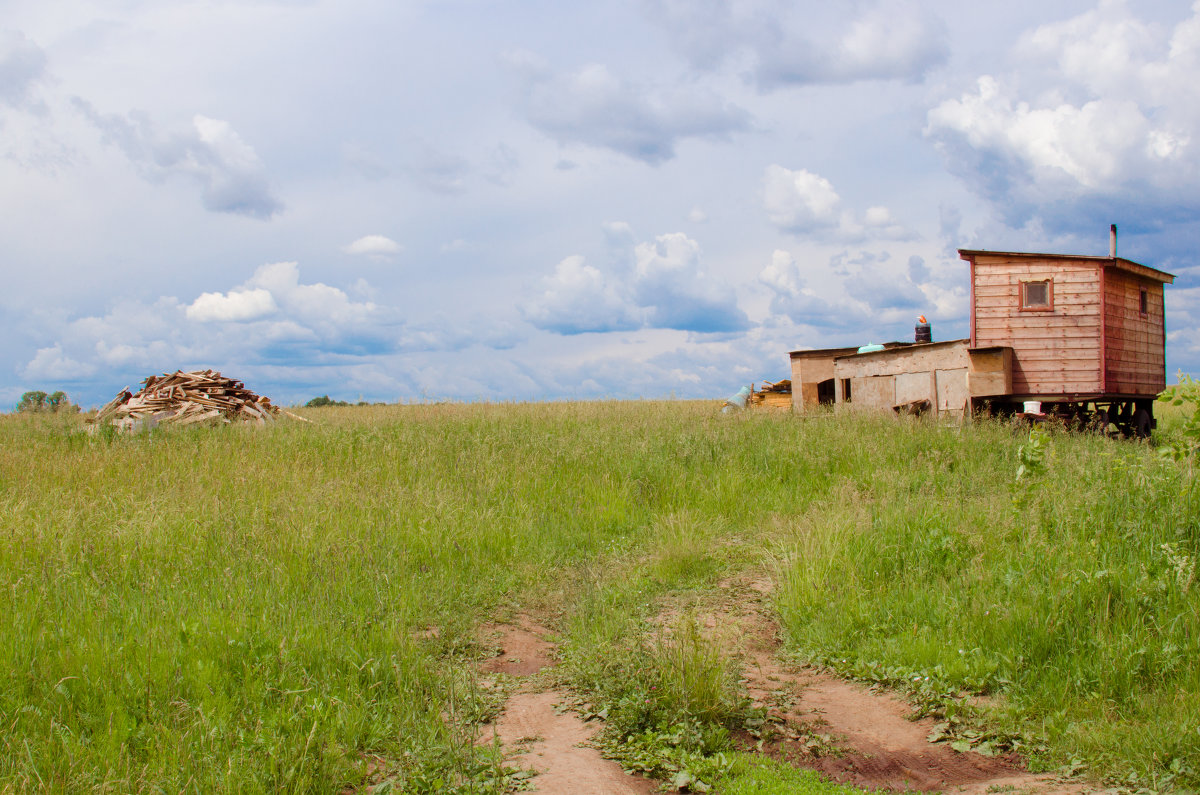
2 0 1198 408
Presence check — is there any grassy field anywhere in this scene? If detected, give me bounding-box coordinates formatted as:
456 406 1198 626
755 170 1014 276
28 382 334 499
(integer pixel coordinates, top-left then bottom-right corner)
0 401 1197 792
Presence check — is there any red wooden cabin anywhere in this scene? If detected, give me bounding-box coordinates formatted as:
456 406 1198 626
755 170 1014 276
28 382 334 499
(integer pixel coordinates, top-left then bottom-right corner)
958 243 1174 434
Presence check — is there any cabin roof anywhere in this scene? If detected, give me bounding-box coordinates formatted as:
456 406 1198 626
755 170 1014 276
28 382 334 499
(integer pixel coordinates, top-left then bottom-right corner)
958 249 1175 284
789 342 909 359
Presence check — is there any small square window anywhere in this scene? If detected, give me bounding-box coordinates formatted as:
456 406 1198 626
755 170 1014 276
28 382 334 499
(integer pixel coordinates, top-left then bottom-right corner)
1020 280 1052 310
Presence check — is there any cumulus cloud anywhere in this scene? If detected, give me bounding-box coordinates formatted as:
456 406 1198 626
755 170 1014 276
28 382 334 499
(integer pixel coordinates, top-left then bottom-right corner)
633 233 750 332
520 255 641 334
763 165 910 240
926 2 1200 234
15 262 537 404
0 30 47 110
505 53 750 164
758 250 866 330
764 166 841 230
641 0 948 88
22 343 93 381
243 262 377 330
757 2 949 87
345 234 402 259
1167 286 1200 370
187 288 277 322
758 248 956 334
523 228 749 334
72 101 283 219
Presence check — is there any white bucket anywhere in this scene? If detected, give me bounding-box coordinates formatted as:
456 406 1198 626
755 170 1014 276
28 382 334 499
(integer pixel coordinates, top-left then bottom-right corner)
1023 401 1042 414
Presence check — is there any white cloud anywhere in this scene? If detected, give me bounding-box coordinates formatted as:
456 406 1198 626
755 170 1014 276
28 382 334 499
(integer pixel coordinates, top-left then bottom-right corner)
14 262 534 404
764 165 841 230
506 55 750 164
633 232 749 332
759 1 949 87
524 228 749 335
73 101 283 219
758 248 952 334
759 249 805 295
520 255 641 334
1166 286 1200 362
763 165 909 240
22 343 93 380
641 0 948 88
757 249 861 330
0 30 47 110
244 261 377 328
926 2 1200 232
345 234 402 258
928 77 1151 189
187 287 277 322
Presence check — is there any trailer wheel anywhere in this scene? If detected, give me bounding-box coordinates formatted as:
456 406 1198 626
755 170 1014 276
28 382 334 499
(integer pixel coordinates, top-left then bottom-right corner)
1132 408 1152 439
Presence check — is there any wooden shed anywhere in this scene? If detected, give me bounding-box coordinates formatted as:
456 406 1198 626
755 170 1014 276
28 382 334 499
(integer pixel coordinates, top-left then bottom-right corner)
790 340 1012 420
959 248 1174 400
787 235 1174 435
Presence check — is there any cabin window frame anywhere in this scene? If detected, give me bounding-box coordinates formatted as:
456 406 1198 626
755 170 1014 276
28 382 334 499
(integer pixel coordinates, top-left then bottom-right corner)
1019 279 1053 311
1139 288 1148 316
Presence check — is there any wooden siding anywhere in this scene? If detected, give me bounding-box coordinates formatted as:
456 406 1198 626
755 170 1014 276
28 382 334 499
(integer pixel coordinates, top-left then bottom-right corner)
789 347 859 412
969 257 1103 395
1103 268 1167 395
830 340 1010 419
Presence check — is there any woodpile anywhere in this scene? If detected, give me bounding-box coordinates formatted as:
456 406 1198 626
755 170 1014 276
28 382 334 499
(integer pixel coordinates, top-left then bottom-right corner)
88 369 309 432
749 379 792 410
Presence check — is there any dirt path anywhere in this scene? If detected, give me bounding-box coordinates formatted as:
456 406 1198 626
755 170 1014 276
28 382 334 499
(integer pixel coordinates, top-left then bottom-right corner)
478 578 1090 794
477 620 656 795
714 576 1089 794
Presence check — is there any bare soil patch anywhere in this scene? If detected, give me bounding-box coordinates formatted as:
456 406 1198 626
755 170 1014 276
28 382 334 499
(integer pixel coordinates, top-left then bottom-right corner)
479 620 557 677
478 621 656 795
713 575 1090 794
474 578 1091 794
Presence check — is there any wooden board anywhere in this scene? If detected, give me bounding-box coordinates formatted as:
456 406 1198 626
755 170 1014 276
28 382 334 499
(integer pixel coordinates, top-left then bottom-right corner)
936 369 969 416
895 371 935 407
849 375 895 411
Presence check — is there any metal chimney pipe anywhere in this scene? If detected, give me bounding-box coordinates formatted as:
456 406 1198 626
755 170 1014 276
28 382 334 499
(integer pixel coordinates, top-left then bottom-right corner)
1110 224 1117 258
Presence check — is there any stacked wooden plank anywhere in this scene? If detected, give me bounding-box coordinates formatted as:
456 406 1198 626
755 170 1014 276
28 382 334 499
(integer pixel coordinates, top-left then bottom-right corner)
89 370 307 432
749 379 792 410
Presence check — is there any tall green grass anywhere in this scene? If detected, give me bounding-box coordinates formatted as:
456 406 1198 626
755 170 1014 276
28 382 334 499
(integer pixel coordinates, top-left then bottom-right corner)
774 415 1199 789
0 403 1196 791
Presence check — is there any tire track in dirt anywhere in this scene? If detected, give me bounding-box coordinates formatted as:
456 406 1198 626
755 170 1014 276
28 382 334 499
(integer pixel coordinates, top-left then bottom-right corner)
477 620 656 795
714 575 1091 794
476 577 1091 794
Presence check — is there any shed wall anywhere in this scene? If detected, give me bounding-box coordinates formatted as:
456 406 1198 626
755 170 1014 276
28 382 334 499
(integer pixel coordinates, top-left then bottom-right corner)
970 257 1103 395
832 340 983 419
1103 268 1167 395
790 348 859 412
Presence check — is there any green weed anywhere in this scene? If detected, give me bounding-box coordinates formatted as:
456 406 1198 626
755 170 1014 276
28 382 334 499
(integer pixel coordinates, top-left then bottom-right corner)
1 402 1196 792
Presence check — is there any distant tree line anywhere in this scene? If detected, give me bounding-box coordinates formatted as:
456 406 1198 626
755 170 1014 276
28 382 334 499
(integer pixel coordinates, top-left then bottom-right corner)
17 390 79 413
304 395 380 408
305 395 351 407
